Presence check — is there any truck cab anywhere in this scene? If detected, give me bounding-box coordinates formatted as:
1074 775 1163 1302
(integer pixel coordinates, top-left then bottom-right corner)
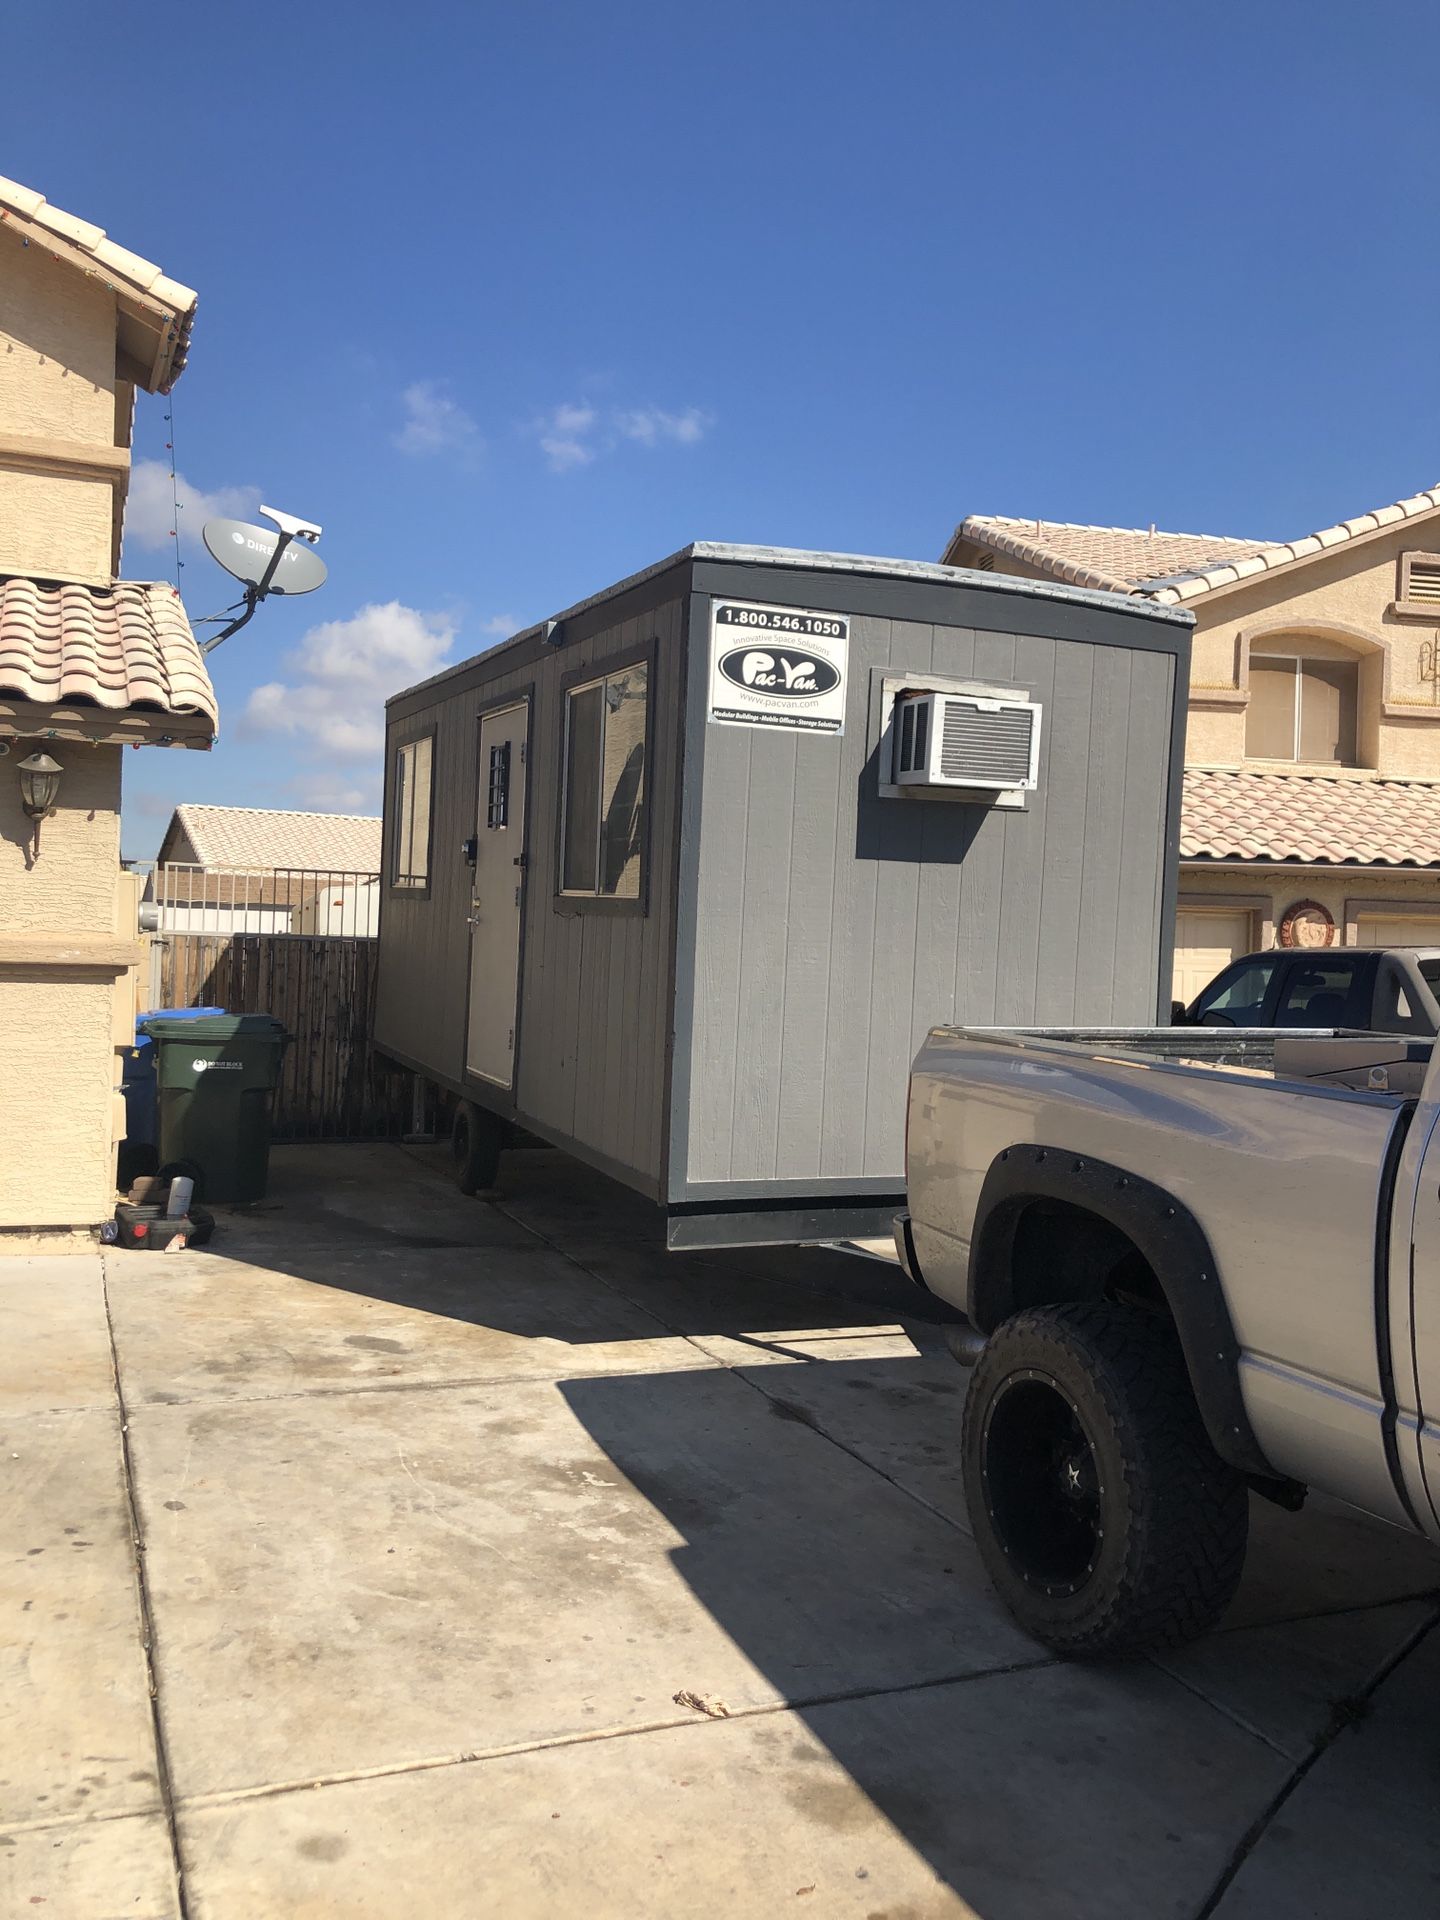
1179 945 1440 1035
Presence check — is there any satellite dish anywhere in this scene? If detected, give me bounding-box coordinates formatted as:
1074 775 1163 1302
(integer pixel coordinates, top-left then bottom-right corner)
202 518 328 595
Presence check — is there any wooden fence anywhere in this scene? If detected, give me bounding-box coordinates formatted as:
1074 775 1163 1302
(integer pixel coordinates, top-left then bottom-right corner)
149 865 411 1142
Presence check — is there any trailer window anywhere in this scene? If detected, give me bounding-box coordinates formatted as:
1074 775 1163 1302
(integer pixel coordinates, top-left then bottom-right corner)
391 735 433 890
561 665 648 900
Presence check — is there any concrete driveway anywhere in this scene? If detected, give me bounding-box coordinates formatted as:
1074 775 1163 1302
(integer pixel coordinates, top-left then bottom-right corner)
2 1143 1437 1918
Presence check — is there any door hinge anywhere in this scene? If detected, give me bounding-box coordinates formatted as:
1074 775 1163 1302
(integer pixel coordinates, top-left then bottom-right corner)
514 884 521 907
508 1028 514 1050
519 742 527 764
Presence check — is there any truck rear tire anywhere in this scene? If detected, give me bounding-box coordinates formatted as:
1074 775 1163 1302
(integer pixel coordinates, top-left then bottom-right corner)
451 1101 503 1194
961 1302 1248 1656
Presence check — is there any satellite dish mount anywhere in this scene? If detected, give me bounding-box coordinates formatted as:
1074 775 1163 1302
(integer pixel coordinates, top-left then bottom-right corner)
196 504 328 654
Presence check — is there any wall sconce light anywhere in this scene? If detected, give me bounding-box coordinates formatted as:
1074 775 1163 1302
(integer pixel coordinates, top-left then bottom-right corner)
17 751 63 819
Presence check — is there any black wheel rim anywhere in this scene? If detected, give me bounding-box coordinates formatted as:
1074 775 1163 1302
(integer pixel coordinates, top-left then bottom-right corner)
980 1368 1103 1598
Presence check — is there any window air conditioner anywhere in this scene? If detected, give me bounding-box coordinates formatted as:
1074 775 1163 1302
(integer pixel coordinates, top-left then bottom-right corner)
891 690 1042 794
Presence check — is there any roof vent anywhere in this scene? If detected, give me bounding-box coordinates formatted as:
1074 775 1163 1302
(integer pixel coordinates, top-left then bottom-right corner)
892 690 1042 794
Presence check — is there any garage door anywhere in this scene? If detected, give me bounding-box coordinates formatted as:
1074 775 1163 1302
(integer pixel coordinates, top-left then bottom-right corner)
1172 909 1252 1008
1355 914 1440 947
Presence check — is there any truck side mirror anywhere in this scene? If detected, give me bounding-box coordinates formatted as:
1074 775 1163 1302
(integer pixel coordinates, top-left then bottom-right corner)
1171 999 1188 1025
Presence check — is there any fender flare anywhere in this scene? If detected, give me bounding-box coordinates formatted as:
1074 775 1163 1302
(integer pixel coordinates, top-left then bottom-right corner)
967 1144 1274 1479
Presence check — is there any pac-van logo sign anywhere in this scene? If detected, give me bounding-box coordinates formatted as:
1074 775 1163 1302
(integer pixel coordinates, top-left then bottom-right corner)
708 601 848 735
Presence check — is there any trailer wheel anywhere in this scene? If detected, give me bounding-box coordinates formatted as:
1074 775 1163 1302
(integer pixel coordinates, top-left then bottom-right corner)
962 1302 1248 1656
451 1101 503 1195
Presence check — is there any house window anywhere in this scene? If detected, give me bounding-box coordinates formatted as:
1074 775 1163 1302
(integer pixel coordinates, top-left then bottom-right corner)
561 664 648 899
1397 551 1440 614
1246 655 1357 766
391 735 433 889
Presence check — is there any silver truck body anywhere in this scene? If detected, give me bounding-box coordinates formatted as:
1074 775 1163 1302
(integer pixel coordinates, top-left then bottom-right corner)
905 1025 1440 1542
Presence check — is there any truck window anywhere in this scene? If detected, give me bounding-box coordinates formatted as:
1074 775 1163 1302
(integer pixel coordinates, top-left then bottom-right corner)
1273 958 1359 1028
1190 959 1277 1025
1374 958 1431 1035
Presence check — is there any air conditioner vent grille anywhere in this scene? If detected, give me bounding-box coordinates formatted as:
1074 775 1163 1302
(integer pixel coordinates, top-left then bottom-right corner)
939 702 1036 786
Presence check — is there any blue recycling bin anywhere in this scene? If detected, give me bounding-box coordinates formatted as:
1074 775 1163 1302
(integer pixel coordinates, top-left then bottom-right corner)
122 1007 223 1153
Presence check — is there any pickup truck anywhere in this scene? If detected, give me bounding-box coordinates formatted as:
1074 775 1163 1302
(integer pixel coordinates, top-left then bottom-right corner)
1178 944 1440 1032
899 1025 1440 1657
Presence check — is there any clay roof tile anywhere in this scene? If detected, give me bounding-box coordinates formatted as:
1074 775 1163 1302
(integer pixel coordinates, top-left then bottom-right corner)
1182 767 1440 868
0 578 216 732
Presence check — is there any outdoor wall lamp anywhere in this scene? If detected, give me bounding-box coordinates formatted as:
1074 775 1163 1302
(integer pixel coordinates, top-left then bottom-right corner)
17 751 63 819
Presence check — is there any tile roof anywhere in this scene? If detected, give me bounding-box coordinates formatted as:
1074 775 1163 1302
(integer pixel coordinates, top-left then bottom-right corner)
948 518 1275 596
951 483 1440 605
0 175 197 392
0 578 216 737
168 805 382 874
1182 767 1440 868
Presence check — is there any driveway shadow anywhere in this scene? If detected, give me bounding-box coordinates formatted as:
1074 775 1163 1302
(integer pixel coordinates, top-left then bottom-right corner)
169 1141 1439 1914
189 1141 962 1355
555 1356 1440 1918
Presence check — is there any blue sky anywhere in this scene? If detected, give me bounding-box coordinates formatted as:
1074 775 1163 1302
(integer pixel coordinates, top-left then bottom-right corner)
8 1 1439 858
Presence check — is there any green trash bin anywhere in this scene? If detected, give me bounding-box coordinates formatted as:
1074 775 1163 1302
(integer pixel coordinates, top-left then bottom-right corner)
142 1014 289 1204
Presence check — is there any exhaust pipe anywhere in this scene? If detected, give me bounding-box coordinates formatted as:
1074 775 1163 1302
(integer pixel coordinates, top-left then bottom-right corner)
945 1320 987 1368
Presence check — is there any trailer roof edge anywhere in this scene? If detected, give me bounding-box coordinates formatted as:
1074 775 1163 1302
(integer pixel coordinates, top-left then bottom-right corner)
387 541 1194 710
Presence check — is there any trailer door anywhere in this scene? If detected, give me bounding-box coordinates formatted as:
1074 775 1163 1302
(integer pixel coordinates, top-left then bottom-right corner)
466 701 529 1087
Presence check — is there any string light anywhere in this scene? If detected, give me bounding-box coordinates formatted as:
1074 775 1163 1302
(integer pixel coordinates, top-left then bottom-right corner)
164 394 183 591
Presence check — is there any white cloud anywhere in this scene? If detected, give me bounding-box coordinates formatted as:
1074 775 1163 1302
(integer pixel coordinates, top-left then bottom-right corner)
533 399 714 470
241 603 458 790
532 400 711 472
291 772 378 813
395 381 481 459
536 402 598 472
615 406 710 447
125 460 260 552
480 614 518 637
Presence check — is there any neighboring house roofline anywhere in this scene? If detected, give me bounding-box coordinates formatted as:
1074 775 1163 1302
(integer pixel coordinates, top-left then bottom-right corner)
158 804 383 873
940 516 1271 597
0 175 197 394
949 483 1440 607
1146 486 1440 605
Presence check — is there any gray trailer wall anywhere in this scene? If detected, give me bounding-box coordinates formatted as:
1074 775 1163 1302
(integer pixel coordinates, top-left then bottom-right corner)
376 587 687 1197
673 570 1183 1200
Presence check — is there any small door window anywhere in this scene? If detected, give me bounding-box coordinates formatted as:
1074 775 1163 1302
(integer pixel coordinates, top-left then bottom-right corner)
487 741 510 829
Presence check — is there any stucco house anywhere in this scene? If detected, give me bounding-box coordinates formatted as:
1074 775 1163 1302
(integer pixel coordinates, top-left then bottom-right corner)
943 485 1440 1001
0 176 217 1230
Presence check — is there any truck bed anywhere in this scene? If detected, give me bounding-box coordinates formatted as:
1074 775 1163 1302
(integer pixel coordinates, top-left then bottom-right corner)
962 1026 1433 1096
